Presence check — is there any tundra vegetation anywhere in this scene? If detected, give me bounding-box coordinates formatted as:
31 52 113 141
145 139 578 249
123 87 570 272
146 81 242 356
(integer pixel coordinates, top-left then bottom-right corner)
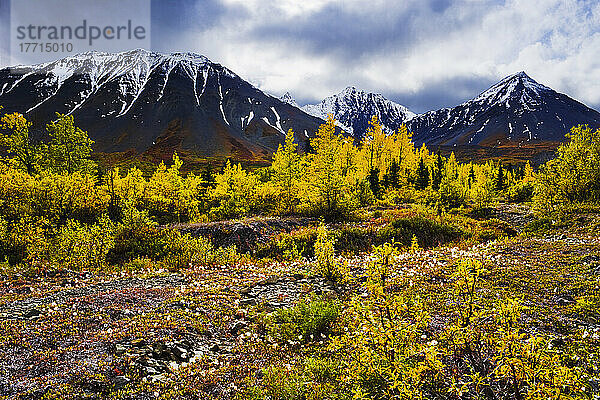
0 108 598 399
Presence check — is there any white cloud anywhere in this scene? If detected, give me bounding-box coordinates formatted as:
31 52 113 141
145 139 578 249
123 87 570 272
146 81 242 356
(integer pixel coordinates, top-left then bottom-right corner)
98 0 600 110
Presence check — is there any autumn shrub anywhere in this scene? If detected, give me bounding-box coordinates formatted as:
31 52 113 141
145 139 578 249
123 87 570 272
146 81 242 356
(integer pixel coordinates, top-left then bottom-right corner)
534 125 600 214
241 357 348 400
417 180 467 211
312 224 348 282
208 161 261 220
0 165 104 223
573 294 600 323
330 243 440 398
438 178 467 209
331 254 590 399
0 215 51 267
49 216 116 271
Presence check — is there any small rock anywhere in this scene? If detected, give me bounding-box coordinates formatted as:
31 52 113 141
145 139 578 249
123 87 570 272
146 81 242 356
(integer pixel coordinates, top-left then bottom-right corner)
176 339 192 349
152 342 168 359
240 287 252 295
83 379 107 393
169 301 186 309
112 376 130 389
150 373 168 383
142 366 159 376
293 273 305 280
240 298 257 306
209 343 220 352
229 321 247 336
131 338 146 347
556 295 575 306
23 308 41 320
172 346 189 361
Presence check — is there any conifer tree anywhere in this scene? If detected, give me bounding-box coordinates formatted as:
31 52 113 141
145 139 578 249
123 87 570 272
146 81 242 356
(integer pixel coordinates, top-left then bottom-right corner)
307 116 347 217
415 157 429 190
432 151 444 190
368 167 381 198
496 163 505 191
389 159 400 189
468 165 476 189
272 129 302 214
201 164 215 188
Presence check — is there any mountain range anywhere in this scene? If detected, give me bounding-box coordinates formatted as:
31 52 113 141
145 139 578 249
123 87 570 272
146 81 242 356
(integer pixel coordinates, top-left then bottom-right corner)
1 50 600 160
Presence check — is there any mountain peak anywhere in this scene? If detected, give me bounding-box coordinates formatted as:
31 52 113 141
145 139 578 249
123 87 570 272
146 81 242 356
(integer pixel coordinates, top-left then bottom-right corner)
340 86 359 95
472 71 551 107
279 91 299 108
302 87 415 136
407 71 600 146
512 71 530 79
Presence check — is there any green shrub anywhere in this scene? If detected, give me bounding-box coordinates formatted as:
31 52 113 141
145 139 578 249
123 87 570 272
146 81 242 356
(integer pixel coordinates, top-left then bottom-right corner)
107 203 239 269
385 215 464 248
255 227 317 260
506 181 534 203
106 206 169 264
472 218 517 242
266 296 340 345
524 217 555 233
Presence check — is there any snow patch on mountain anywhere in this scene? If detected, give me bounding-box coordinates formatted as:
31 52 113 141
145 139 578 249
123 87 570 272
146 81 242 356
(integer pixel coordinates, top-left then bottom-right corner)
301 86 415 137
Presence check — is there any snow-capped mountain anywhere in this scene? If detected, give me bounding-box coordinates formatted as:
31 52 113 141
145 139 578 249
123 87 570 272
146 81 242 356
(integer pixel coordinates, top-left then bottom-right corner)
302 86 416 138
407 72 600 146
279 92 299 108
0 49 325 159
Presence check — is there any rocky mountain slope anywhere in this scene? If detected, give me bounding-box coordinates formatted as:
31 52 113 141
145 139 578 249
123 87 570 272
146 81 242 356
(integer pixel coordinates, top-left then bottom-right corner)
0 49 326 159
300 86 415 139
406 72 600 146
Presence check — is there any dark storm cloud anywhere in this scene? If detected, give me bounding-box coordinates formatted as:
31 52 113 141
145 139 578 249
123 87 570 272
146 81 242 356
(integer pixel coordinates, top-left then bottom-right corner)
241 1 496 60
389 76 499 114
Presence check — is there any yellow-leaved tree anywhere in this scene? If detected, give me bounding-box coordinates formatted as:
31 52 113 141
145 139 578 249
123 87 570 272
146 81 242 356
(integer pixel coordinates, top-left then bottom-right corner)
210 160 260 219
272 129 302 215
0 111 42 174
303 116 350 218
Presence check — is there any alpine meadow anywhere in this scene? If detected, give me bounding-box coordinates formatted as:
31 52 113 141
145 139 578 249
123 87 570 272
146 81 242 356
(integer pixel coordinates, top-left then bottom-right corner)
0 1 600 399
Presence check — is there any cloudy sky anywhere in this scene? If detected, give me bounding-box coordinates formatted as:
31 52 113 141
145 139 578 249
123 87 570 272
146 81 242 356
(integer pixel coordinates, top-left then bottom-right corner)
3 0 600 113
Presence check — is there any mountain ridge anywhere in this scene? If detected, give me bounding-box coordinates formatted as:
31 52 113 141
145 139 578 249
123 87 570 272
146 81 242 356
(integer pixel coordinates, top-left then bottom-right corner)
0 49 327 160
406 71 600 146
300 86 416 138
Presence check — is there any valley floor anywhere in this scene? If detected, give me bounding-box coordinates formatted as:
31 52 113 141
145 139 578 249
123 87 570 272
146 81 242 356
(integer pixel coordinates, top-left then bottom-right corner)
0 205 599 399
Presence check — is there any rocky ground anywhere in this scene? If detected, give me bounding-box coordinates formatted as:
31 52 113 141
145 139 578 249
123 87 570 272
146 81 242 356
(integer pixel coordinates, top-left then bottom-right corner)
0 205 598 399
